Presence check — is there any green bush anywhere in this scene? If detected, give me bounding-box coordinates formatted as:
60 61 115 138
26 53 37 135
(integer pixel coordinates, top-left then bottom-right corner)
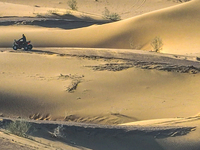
5 120 31 138
151 36 163 52
67 0 78 10
109 13 121 21
102 7 121 21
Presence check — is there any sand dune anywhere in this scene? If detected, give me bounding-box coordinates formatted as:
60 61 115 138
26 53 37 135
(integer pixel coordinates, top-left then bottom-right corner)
1 48 200 123
0 0 179 19
0 1 105 21
1 0 200 149
0 0 199 55
0 116 199 150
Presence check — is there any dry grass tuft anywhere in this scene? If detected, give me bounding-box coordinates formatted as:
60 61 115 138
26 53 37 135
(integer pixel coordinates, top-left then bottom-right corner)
5 120 31 138
151 36 163 52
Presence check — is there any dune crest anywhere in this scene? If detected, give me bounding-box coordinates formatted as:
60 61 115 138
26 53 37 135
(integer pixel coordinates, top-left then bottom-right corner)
1 0 200 149
0 0 199 54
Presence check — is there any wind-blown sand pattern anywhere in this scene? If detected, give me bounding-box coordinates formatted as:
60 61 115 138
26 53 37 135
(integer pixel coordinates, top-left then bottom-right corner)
0 0 200 149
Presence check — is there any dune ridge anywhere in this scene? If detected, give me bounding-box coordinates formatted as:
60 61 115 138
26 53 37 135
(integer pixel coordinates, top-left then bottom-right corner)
1 0 200 149
0 116 199 150
0 0 179 19
1 48 200 123
0 0 199 54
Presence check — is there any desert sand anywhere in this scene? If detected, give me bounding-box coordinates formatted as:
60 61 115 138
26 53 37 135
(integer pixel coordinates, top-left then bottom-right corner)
0 0 200 150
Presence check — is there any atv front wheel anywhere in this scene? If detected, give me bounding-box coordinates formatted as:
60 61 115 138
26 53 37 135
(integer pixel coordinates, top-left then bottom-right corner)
24 46 28 51
13 45 18 50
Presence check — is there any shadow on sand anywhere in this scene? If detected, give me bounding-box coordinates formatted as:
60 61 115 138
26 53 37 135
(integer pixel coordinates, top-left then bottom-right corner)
30 122 165 150
0 14 110 30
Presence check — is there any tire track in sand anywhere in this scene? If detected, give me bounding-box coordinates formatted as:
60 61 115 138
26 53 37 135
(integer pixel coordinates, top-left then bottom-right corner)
136 0 146 9
122 0 146 15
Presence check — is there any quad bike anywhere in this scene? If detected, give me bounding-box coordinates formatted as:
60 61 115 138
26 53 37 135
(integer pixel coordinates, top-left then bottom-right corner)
13 39 33 51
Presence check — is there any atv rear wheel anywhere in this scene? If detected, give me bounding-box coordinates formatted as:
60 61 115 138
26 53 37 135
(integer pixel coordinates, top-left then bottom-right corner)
13 45 18 50
28 44 33 50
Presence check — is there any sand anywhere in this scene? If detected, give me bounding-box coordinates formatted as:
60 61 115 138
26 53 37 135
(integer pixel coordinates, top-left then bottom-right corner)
0 0 200 149
0 0 200 54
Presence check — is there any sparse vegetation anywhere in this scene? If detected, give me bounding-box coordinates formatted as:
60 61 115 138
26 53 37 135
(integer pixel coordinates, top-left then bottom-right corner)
66 79 81 93
102 7 121 21
5 120 31 138
53 125 64 138
67 0 78 10
151 36 163 52
47 9 59 14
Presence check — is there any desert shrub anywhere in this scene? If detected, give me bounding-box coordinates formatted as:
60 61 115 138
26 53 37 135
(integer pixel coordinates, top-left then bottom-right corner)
5 120 31 138
151 36 163 52
102 7 121 21
67 0 78 10
66 79 81 93
109 13 121 21
53 125 64 138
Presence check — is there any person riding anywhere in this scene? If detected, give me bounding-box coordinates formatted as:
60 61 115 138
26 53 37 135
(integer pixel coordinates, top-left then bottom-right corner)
21 34 26 43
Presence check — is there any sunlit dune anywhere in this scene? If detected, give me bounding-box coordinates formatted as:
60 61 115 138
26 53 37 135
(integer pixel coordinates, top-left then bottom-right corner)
0 1 199 55
0 0 200 150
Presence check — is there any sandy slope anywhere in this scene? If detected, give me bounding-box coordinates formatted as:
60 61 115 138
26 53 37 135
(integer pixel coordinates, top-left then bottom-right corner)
0 0 178 19
0 0 199 55
0 116 199 150
0 1 105 21
1 0 200 149
1 48 200 124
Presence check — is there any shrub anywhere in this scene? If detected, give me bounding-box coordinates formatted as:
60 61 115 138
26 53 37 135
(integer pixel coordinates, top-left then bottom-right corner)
5 120 31 138
53 125 64 138
109 13 121 21
102 7 121 21
67 0 78 10
151 36 163 52
66 79 81 93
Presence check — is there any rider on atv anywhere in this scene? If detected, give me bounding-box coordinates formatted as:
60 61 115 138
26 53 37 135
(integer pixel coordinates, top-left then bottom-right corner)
13 34 33 51
17 34 26 45
21 34 26 43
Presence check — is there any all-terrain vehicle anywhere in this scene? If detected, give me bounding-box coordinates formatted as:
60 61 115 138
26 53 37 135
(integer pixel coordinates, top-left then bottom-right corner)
13 39 33 51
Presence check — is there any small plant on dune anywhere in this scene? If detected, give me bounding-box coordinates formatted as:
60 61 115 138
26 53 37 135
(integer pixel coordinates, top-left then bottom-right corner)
102 7 121 21
151 36 163 52
5 120 31 138
66 79 81 93
67 0 78 10
53 125 64 138
109 13 121 21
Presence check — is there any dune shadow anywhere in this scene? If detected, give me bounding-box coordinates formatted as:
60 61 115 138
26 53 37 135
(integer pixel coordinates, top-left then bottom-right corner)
30 19 106 30
0 15 110 30
0 116 195 150
28 122 165 150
